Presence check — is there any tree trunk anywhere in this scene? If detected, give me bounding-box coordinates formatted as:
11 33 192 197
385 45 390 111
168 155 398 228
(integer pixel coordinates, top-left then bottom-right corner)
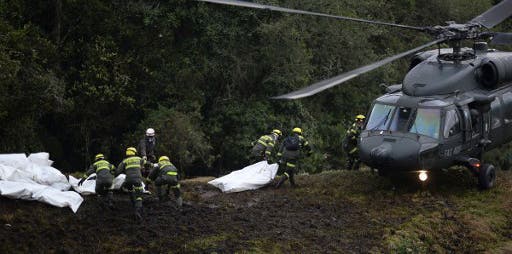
52 0 62 44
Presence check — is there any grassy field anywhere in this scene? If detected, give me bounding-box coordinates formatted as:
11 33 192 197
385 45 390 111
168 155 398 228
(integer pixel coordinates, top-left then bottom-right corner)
1 168 512 253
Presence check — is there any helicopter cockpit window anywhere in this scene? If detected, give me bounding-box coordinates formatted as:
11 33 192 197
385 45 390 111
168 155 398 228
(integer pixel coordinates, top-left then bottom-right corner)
410 108 441 139
389 107 413 132
443 109 461 138
366 104 395 130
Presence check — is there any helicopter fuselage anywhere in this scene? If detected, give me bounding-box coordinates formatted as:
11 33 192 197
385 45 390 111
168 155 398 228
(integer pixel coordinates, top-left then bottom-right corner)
359 46 512 174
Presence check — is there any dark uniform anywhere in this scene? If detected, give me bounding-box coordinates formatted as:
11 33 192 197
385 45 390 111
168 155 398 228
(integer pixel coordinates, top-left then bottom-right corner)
82 155 116 208
148 156 182 207
275 128 311 188
251 130 281 162
138 135 156 177
344 115 365 170
138 136 156 162
116 148 145 219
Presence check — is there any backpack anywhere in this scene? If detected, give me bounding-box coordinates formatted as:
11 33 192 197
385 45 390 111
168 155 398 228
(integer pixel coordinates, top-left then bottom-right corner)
284 135 301 151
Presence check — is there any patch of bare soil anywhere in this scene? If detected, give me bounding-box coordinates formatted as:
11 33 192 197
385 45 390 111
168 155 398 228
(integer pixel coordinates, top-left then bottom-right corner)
1 170 512 253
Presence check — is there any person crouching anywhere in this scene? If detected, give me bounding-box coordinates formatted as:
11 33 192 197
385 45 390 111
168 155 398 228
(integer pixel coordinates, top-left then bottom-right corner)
147 155 182 207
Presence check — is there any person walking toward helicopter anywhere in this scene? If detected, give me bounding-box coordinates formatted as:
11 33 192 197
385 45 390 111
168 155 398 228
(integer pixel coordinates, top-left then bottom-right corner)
275 127 312 188
251 129 282 163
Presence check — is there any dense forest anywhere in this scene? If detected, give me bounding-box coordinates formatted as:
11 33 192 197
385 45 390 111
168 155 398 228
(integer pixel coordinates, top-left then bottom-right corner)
0 0 511 176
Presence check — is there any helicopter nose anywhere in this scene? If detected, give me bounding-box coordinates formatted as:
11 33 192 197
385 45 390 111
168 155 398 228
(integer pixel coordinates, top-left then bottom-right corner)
370 143 393 164
360 135 421 171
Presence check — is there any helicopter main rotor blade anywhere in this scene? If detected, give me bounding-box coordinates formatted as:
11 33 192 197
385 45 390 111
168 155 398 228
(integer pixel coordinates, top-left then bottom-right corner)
197 0 425 32
490 32 512 44
470 0 512 28
272 38 446 100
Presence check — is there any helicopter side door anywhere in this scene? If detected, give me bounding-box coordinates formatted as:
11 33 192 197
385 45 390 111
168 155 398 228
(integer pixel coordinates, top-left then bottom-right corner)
440 108 463 158
500 91 512 144
467 105 492 157
488 97 503 149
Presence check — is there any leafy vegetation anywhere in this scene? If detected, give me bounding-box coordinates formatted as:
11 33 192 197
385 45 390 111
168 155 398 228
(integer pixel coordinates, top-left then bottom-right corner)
0 0 511 175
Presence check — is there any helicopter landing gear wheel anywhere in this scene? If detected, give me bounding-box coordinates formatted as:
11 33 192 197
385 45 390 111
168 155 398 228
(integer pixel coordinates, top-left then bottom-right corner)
478 163 496 190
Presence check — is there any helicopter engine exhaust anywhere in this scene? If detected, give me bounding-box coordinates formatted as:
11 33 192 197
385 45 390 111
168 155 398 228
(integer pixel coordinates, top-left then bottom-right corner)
477 56 512 89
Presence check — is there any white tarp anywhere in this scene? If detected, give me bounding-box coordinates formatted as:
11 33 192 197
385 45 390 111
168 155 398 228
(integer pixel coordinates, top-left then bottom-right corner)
208 161 279 193
69 174 149 195
0 153 83 213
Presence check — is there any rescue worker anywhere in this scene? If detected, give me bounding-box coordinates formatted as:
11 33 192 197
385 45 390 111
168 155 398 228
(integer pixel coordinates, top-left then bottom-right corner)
116 147 145 220
138 128 157 177
251 129 282 163
147 156 182 207
275 127 312 188
78 153 116 208
343 114 365 170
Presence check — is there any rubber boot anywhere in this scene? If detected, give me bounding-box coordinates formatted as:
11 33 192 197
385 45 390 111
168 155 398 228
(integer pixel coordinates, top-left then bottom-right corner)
275 175 288 189
130 193 135 206
354 161 361 171
107 191 114 209
173 189 182 207
289 174 296 188
134 201 143 221
347 159 354 171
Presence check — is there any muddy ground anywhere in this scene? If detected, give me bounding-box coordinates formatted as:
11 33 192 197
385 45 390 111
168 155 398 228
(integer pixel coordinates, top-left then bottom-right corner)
1 169 512 253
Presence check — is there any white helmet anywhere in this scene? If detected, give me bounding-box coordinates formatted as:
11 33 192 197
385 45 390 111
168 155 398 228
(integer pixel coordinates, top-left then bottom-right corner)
146 128 155 137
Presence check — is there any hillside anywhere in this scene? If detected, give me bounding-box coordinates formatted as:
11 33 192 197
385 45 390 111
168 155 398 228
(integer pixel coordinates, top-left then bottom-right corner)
1 169 512 253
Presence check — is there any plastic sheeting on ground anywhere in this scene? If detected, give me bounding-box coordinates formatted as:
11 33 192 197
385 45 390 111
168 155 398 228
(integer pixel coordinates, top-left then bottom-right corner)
0 153 83 213
208 161 279 193
69 174 150 195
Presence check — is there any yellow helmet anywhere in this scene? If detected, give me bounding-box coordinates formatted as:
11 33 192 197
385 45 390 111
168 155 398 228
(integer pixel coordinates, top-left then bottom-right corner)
159 156 170 162
292 127 302 134
356 114 366 121
272 129 282 136
94 154 105 161
126 147 137 156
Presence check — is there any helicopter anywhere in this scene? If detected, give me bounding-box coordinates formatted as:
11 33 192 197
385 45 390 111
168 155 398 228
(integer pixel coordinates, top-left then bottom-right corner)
198 0 512 189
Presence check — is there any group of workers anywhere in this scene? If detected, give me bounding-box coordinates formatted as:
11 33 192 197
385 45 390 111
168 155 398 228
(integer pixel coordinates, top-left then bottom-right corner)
251 127 312 188
79 115 365 219
251 114 366 187
78 128 182 220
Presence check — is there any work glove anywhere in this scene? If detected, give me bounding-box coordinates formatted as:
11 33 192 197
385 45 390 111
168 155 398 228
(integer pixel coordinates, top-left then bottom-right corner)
78 178 85 186
142 156 147 161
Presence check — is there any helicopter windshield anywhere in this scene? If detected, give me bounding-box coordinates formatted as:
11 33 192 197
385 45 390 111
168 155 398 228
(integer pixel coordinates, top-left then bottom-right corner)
366 103 395 130
409 108 440 139
366 103 441 139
